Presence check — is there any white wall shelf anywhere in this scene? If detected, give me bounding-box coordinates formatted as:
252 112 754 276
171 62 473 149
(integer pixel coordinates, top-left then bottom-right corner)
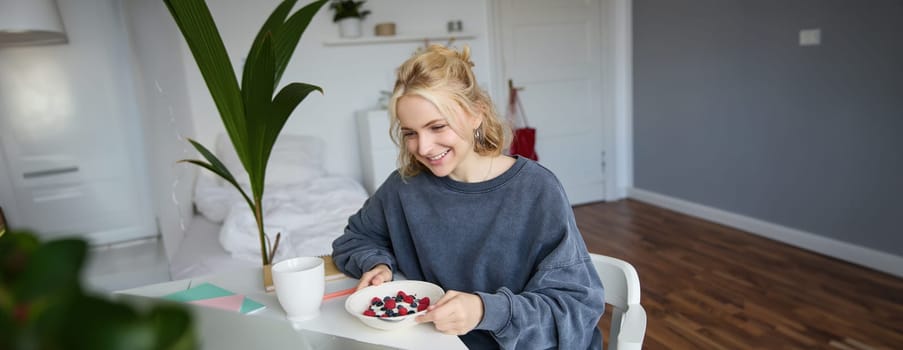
323 32 476 46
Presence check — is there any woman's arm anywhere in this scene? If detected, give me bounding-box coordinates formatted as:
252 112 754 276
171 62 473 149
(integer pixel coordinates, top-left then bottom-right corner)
476 252 605 349
331 192 397 279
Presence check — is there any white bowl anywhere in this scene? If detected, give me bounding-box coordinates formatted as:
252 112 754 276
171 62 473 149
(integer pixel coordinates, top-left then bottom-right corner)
344 280 445 331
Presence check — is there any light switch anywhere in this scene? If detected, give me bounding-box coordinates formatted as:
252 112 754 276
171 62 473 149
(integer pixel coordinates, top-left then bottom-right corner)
799 28 821 46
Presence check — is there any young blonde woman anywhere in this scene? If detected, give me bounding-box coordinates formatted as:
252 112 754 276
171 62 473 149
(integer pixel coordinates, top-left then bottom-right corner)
332 45 604 349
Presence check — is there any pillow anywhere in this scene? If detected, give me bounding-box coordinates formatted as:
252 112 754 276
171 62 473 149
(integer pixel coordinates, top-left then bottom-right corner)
194 171 243 223
214 133 326 186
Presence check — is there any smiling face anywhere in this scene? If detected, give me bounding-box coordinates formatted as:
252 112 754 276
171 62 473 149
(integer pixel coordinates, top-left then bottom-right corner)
396 94 481 180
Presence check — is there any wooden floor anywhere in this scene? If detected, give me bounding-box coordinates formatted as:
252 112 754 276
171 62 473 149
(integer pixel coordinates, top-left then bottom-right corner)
575 199 903 350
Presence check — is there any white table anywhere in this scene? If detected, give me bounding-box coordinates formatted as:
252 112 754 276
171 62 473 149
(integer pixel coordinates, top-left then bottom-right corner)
117 267 467 350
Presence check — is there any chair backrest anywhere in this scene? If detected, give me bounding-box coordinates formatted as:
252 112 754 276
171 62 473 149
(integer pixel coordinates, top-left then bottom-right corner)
590 253 647 350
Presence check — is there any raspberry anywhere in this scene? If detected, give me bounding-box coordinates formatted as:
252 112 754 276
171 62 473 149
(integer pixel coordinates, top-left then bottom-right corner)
417 297 430 311
362 290 430 318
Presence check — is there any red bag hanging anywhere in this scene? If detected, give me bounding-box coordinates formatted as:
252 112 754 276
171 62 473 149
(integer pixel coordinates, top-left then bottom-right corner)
507 80 538 161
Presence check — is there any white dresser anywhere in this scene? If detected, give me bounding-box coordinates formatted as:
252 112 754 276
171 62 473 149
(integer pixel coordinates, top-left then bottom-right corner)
356 110 399 194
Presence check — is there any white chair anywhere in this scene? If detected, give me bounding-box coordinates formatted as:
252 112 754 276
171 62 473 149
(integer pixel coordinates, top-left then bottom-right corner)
591 253 647 350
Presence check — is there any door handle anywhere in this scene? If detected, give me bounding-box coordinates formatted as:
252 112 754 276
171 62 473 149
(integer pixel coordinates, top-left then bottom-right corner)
22 166 79 179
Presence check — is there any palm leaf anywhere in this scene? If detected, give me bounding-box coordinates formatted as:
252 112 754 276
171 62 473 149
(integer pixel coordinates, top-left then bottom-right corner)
266 83 322 151
163 0 248 165
272 0 328 85
180 139 254 211
244 0 297 94
241 33 276 200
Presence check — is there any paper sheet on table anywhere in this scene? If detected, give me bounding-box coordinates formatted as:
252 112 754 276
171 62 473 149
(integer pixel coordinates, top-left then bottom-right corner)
190 294 244 312
164 282 266 315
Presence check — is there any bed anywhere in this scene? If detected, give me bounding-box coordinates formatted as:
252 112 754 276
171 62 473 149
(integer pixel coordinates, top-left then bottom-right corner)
168 134 369 280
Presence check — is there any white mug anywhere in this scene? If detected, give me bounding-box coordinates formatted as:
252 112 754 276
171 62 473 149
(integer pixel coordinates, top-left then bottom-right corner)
272 257 325 323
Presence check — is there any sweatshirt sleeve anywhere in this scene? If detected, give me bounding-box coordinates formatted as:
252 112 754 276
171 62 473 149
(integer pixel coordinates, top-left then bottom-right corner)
474 247 605 349
331 186 397 278
473 169 605 349
466 167 605 349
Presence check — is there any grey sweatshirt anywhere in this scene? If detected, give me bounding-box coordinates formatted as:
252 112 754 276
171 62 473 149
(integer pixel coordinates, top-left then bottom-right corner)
332 156 604 349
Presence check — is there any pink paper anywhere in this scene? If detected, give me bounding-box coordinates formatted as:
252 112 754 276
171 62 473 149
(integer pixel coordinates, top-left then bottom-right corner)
189 293 245 312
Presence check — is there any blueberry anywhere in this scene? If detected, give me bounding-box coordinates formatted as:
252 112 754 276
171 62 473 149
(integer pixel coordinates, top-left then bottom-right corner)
411 301 418 308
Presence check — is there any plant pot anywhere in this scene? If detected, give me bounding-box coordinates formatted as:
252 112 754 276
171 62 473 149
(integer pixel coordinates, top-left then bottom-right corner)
263 263 275 292
338 18 362 38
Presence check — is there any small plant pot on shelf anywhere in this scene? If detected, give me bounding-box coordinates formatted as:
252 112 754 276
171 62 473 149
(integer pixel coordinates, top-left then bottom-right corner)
338 18 362 38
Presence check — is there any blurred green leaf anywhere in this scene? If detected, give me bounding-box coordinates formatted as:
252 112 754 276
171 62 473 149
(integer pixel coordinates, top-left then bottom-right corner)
16 239 86 300
150 304 198 350
0 231 197 349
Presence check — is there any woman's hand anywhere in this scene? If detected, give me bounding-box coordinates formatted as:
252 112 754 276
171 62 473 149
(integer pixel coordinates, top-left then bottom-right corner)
355 264 392 291
415 290 484 335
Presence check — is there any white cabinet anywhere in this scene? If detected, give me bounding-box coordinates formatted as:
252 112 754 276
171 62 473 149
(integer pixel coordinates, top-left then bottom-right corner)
356 110 398 194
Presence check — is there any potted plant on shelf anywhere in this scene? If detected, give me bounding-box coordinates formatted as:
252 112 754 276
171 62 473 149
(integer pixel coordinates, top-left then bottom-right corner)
163 0 328 292
330 0 370 38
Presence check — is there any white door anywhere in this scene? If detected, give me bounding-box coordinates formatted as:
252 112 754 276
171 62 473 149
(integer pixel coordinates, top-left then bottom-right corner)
0 0 156 244
494 0 607 204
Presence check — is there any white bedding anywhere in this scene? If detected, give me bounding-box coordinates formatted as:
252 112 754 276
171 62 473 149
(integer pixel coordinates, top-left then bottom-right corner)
170 134 369 279
172 174 368 279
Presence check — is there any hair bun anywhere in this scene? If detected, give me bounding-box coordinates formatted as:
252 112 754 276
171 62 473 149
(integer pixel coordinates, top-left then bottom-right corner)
421 44 475 67
457 46 475 67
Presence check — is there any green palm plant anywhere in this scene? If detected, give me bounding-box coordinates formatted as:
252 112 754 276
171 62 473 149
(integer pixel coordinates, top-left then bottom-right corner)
163 0 328 290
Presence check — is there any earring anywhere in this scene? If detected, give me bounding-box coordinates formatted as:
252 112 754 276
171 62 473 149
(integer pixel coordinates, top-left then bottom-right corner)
474 127 484 145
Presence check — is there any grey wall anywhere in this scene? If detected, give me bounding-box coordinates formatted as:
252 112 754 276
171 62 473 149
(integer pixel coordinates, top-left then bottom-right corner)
632 0 903 256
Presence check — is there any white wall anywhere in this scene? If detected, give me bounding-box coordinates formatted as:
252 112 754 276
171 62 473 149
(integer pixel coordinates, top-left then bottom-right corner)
122 0 199 259
177 0 494 181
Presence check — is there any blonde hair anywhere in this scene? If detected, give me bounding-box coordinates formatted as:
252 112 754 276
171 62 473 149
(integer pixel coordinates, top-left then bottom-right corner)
388 45 510 177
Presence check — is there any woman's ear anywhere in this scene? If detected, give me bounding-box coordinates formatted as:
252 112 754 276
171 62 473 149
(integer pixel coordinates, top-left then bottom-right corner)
466 106 485 130
472 116 484 130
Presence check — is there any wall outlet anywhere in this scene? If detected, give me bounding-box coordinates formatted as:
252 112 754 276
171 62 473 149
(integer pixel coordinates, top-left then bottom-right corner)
799 28 821 46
